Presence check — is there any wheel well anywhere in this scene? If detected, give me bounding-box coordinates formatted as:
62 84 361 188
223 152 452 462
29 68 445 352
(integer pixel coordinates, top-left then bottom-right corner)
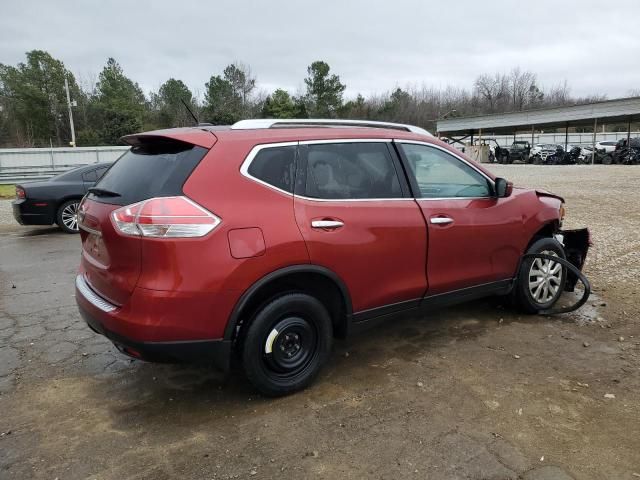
231 271 350 346
526 221 559 250
56 196 83 212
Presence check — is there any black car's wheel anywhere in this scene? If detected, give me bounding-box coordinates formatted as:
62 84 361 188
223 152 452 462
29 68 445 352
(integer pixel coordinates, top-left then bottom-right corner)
602 154 613 165
242 293 333 396
514 237 567 314
56 199 80 233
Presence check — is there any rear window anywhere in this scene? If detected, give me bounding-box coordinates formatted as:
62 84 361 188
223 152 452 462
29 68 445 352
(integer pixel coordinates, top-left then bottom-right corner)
91 140 207 205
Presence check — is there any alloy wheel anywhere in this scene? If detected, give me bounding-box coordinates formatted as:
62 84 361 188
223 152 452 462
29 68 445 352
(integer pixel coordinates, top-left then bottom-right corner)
61 202 79 232
528 250 563 303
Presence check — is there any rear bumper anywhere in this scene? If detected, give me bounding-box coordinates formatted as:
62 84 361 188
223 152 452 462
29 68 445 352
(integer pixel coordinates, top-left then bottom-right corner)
75 275 231 371
12 199 56 226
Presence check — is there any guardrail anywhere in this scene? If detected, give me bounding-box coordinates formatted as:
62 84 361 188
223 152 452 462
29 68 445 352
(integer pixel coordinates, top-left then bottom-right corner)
0 146 128 184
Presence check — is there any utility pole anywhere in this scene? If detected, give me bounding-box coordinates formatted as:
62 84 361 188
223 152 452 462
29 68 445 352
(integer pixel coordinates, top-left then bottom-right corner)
64 77 76 147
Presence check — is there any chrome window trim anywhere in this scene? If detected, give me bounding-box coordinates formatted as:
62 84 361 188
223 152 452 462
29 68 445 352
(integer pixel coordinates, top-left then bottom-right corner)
239 141 299 197
239 139 410 202
295 195 411 203
415 197 493 202
75 275 117 313
302 138 392 145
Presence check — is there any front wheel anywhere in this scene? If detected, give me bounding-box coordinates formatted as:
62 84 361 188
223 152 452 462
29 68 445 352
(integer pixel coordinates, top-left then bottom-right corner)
514 237 567 314
56 199 80 233
242 293 333 396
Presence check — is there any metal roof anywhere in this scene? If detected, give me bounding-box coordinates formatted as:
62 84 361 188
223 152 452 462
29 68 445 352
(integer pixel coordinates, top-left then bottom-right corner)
437 96 640 135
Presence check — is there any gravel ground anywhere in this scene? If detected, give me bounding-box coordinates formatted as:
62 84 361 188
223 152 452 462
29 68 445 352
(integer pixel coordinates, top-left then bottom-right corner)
0 165 639 480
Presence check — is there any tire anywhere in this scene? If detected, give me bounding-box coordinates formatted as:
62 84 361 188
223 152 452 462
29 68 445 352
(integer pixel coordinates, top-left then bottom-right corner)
514 237 567 314
56 199 81 234
602 154 613 165
241 293 333 396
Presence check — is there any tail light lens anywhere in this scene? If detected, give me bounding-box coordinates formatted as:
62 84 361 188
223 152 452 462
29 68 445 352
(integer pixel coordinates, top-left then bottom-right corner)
111 196 220 238
15 186 26 199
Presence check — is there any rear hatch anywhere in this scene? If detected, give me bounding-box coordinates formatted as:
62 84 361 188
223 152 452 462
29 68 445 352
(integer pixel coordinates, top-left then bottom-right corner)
78 136 211 305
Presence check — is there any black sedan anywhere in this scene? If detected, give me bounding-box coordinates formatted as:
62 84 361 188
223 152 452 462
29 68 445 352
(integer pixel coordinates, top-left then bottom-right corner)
12 162 113 233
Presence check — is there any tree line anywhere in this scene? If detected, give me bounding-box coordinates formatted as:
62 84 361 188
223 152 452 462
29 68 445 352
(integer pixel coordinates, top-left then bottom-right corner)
0 50 606 148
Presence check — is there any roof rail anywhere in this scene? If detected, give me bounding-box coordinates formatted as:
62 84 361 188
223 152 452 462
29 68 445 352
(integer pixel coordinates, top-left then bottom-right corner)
230 119 432 136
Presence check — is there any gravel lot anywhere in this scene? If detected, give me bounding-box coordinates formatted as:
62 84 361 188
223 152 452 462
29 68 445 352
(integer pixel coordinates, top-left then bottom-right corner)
0 165 639 479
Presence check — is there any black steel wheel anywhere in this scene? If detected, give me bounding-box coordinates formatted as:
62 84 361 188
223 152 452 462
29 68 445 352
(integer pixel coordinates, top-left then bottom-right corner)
56 199 81 233
242 293 333 396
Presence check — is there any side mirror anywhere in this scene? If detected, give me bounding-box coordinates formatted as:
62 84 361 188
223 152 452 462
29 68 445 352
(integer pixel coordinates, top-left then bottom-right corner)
495 177 513 198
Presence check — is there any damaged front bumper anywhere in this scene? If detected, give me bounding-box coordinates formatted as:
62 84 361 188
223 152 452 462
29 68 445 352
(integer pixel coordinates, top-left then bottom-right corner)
555 228 591 292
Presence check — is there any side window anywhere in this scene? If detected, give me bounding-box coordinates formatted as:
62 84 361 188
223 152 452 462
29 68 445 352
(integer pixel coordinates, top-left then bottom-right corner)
82 169 98 182
95 166 109 180
303 142 402 199
247 146 296 193
400 144 492 198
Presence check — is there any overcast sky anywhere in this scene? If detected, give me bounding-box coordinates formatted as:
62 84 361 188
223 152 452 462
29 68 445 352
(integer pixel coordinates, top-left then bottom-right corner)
2 0 639 100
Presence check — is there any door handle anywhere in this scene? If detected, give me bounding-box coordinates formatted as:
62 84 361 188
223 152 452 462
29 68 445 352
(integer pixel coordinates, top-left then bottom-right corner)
311 220 344 229
430 217 454 225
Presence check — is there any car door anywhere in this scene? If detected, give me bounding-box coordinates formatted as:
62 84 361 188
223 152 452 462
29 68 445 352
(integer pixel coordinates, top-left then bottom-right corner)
294 140 428 317
396 141 524 295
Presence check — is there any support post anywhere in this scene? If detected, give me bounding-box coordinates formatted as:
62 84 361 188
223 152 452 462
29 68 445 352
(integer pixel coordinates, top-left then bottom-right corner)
592 118 597 165
531 125 535 145
627 116 632 149
64 77 76 148
564 123 569 151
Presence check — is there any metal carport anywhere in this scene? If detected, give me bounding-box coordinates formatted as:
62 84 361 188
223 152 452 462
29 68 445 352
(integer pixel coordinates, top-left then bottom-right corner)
436 96 640 163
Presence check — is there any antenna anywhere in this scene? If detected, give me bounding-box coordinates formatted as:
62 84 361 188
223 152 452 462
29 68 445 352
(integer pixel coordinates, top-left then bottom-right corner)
181 98 199 125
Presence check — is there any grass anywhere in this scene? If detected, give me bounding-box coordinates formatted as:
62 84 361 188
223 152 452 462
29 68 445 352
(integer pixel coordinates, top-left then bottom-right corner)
0 184 15 199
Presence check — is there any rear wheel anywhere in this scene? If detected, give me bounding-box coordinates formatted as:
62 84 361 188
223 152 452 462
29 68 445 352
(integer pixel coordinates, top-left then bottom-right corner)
56 199 80 234
514 237 566 314
241 293 333 396
602 154 613 165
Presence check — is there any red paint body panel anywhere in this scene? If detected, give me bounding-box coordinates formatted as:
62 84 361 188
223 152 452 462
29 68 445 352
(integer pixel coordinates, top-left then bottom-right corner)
294 198 427 311
417 195 525 294
228 228 266 259
79 199 140 305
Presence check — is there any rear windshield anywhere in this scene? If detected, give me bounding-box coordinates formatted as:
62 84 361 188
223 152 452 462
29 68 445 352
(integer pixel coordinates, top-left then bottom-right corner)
90 140 207 205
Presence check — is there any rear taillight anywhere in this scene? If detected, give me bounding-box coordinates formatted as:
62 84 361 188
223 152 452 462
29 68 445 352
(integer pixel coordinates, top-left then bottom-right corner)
15 186 26 199
111 196 220 238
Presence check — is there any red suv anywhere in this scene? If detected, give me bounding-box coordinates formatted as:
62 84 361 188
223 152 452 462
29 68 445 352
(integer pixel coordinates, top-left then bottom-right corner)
75 119 589 396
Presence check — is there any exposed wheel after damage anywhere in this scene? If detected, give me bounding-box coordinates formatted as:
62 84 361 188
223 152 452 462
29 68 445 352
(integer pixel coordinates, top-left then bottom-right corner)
57 199 80 233
242 293 333 396
515 237 567 313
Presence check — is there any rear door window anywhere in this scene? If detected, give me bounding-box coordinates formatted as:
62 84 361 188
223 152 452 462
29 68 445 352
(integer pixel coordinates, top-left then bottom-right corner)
92 141 207 205
299 142 403 199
